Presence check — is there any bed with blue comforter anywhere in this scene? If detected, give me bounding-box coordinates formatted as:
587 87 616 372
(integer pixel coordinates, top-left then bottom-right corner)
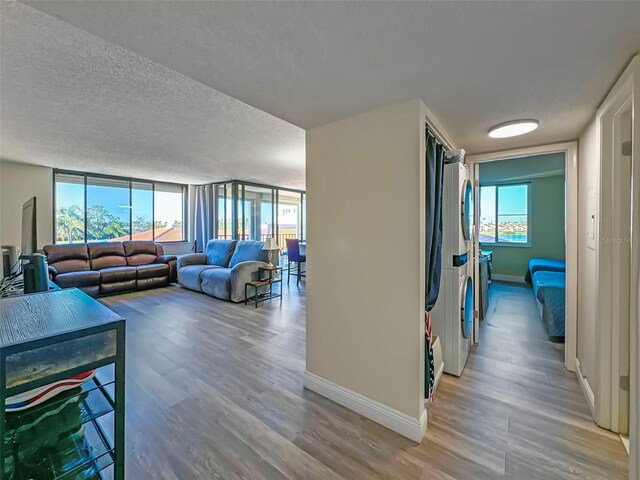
532 270 565 340
525 258 566 283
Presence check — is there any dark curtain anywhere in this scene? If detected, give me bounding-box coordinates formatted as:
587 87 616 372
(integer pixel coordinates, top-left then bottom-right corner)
425 133 445 310
194 184 215 253
425 131 445 399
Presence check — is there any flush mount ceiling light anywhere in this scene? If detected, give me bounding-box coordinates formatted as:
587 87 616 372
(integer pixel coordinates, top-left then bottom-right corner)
488 119 539 138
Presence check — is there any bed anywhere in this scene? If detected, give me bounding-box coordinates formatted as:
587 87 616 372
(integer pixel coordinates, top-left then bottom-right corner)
525 258 566 283
532 270 565 341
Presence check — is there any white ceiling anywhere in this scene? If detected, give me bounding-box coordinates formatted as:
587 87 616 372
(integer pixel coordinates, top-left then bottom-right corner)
22 0 640 155
0 2 305 188
2 2 640 189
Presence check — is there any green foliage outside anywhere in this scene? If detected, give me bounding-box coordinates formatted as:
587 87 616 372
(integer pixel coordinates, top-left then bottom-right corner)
56 204 169 242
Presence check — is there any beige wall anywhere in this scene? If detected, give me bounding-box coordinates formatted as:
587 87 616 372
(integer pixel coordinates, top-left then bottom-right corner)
0 160 54 250
306 99 425 421
577 118 599 396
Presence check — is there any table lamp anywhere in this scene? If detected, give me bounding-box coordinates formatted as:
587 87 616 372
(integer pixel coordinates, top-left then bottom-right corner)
262 237 279 267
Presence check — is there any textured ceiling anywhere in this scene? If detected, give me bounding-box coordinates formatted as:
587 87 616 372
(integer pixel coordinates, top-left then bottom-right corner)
0 2 305 188
23 0 640 154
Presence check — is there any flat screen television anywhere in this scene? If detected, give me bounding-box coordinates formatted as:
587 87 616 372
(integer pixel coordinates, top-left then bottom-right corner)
21 197 37 256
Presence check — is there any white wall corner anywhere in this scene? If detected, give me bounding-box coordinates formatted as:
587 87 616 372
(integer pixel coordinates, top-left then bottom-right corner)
303 371 427 443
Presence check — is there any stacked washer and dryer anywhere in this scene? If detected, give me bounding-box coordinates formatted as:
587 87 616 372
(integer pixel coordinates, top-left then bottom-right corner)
430 158 475 377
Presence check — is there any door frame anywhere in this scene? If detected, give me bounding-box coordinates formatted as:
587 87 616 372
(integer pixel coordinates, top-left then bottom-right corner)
592 56 638 476
467 141 578 372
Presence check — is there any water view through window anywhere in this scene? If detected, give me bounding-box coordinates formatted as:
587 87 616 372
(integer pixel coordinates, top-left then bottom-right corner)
479 184 528 244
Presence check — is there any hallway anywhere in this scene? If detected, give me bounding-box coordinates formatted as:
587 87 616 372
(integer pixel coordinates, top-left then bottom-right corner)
428 282 629 478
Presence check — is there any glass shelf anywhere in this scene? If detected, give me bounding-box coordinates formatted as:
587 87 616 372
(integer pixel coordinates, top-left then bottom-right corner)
52 419 114 480
3 378 115 480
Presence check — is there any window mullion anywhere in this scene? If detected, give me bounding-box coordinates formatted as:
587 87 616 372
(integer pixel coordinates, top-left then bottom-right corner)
84 174 88 243
129 180 133 241
152 182 156 241
495 186 499 243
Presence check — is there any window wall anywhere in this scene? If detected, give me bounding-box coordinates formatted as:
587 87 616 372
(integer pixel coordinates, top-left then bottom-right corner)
54 170 187 244
479 183 529 245
211 180 305 251
54 172 85 243
86 177 130 241
277 189 302 247
240 185 274 241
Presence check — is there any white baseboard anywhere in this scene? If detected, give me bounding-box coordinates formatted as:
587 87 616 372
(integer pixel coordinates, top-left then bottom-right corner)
432 336 444 390
303 371 427 443
620 435 630 455
491 273 526 284
575 358 596 419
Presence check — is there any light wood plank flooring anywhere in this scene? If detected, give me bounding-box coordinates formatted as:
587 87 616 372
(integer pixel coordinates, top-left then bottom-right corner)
99 280 628 479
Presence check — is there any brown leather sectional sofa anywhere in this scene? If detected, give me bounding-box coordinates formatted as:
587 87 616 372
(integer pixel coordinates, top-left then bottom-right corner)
43 241 177 297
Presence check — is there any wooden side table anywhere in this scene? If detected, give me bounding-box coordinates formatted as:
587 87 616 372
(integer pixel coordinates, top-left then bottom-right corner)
245 266 283 308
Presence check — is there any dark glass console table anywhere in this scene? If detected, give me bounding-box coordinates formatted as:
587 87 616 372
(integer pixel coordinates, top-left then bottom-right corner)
0 288 125 479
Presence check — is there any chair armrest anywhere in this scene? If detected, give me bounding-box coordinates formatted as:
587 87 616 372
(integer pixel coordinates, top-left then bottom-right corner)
47 264 58 279
156 254 177 264
176 253 207 269
230 261 269 302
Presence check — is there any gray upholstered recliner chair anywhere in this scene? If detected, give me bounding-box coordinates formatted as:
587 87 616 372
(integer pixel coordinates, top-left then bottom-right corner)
177 239 275 302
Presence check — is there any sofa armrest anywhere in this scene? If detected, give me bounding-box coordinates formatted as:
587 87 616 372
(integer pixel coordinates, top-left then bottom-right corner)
156 254 177 264
47 264 58 279
176 253 207 269
156 255 178 283
230 261 268 302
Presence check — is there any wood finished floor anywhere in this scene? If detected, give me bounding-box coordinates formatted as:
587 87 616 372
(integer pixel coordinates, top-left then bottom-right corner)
99 281 628 479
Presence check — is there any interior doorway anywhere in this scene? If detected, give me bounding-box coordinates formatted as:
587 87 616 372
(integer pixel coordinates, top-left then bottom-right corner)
471 153 568 373
467 142 579 372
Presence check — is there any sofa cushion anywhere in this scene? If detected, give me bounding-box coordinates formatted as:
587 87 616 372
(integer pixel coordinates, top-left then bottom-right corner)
54 270 101 288
99 266 137 283
88 242 127 270
228 241 268 268
137 276 169 290
79 286 100 298
200 268 232 300
43 244 90 274
178 265 220 292
204 239 237 267
100 280 136 295
136 263 170 279
124 241 158 266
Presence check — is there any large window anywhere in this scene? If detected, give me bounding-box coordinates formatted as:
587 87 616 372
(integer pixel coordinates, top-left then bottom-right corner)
241 185 274 241
479 184 529 245
211 181 305 251
277 190 302 246
55 173 85 243
54 171 187 243
87 177 130 241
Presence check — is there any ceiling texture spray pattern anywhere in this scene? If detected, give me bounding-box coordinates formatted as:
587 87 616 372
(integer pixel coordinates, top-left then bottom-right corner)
2 1 640 186
0 2 305 187
23 0 640 154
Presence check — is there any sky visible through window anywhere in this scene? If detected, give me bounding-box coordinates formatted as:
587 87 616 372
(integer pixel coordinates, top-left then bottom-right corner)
55 178 184 243
57 183 182 225
480 184 528 243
